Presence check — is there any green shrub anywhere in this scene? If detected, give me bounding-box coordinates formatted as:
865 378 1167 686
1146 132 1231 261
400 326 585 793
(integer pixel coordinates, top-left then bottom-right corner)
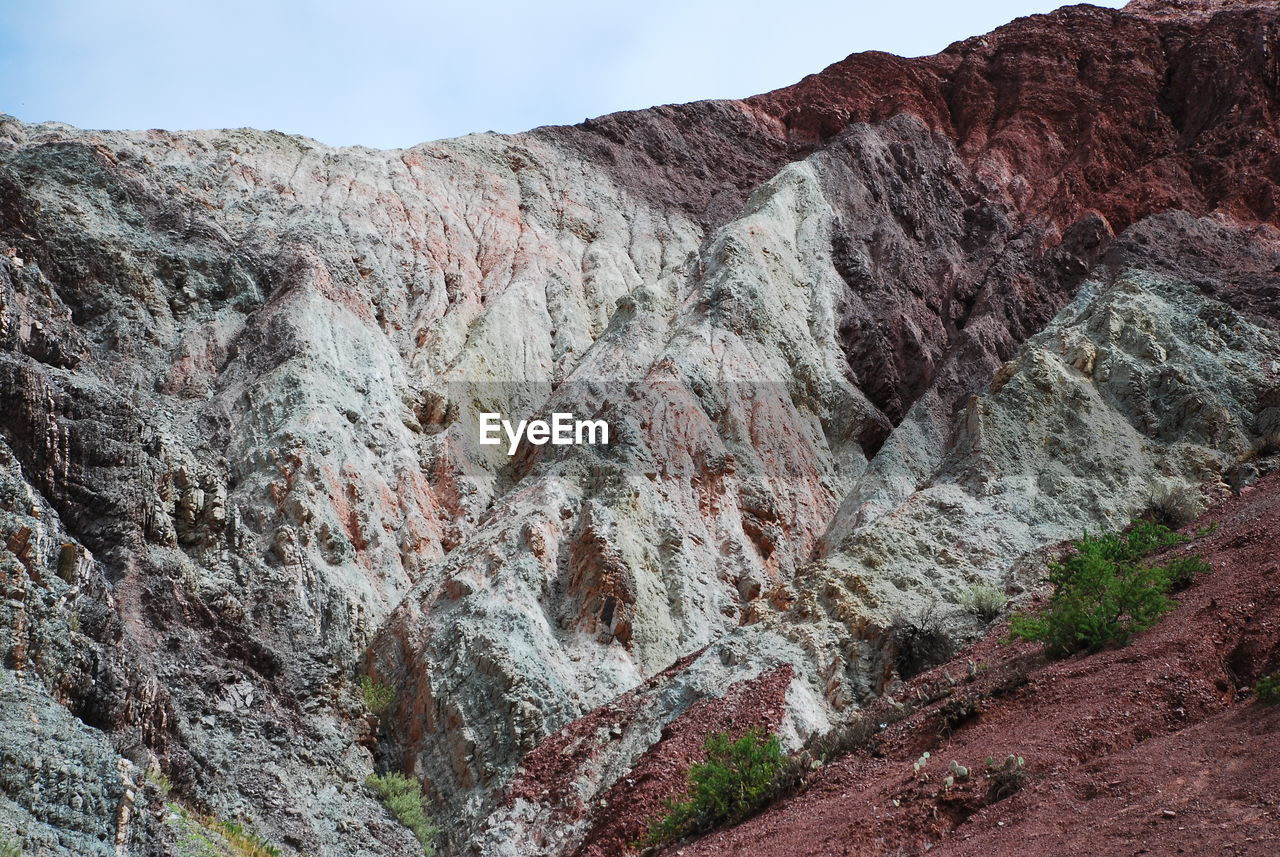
1162 555 1213 592
359 675 396 715
960 584 1007 623
1008 521 1209 656
366 773 437 855
1257 674 1280 704
1095 519 1181 559
147 769 173 795
167 804 282 857
0 836 22 857
640 729 786 848
214 820 280 857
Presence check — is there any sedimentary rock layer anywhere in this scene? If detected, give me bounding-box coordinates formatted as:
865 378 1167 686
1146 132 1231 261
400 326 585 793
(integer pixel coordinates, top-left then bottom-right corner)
0 1 1278 854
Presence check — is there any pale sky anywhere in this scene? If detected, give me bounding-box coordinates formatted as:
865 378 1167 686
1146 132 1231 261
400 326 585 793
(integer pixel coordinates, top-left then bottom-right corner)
0 0 1128 150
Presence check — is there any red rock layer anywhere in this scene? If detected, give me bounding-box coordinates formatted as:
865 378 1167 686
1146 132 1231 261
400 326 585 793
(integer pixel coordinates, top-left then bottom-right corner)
747 0 1280 237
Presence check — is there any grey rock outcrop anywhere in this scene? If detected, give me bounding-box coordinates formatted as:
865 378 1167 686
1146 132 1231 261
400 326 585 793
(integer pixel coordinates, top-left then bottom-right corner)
1 1 1279 855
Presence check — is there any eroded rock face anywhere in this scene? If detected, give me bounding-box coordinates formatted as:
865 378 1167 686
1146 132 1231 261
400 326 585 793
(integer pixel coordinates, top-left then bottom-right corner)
469 215 1280 857
1 1 1279 855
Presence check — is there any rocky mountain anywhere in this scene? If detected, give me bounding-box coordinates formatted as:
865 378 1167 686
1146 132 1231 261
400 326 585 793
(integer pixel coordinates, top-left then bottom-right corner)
1 0 1277 854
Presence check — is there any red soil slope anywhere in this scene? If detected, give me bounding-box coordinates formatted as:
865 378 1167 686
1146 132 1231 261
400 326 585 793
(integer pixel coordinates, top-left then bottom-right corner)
636 472 1280 857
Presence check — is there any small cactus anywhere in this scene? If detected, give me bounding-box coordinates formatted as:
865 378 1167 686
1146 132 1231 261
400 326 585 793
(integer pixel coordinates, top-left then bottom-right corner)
948 760 969 780
985 753 1028 802
912 751 931 775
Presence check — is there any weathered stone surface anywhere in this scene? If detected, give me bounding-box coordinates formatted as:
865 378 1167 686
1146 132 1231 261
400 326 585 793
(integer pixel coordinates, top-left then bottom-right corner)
467 220 1280 857
0 668 152 855
0 1 1278 855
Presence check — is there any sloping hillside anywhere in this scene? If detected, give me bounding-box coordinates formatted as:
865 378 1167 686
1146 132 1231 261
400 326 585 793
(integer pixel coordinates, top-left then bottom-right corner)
646 473 1280 857
0 1 1277 854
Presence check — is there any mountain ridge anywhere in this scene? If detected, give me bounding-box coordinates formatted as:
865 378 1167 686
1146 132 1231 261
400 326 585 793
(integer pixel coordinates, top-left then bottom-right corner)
0 1 1278 854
